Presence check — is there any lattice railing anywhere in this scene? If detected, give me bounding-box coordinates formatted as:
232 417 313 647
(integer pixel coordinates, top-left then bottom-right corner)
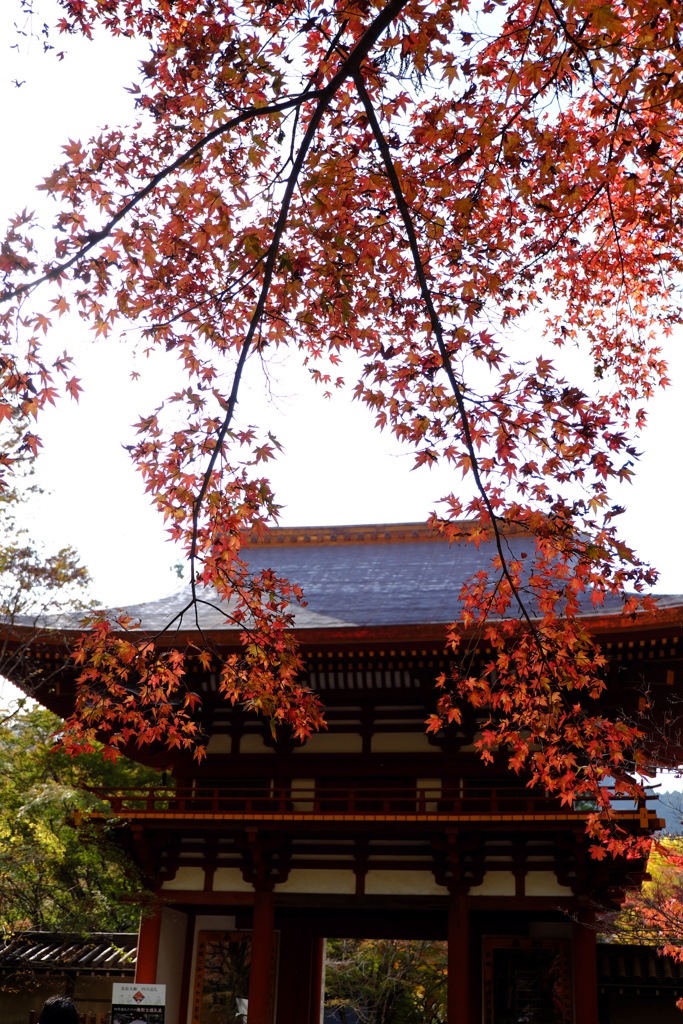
87 783 655 820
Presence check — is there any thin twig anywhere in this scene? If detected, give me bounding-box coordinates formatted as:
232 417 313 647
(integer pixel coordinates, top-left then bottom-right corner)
353 70 539 635
188 0 412 607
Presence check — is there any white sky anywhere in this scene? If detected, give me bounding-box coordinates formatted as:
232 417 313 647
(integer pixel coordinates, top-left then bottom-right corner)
2 6 683 788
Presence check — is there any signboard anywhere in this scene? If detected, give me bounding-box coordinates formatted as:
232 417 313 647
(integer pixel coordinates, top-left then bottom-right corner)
112 983 166 1024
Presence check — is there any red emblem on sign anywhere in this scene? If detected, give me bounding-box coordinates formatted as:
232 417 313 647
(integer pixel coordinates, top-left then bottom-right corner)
133 992 145 1003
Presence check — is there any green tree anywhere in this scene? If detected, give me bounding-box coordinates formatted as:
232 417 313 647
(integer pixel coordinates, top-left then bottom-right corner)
0 421 151 932
601 839 683 950
0 416 90 695
325 939 447 1024
0 703 162 933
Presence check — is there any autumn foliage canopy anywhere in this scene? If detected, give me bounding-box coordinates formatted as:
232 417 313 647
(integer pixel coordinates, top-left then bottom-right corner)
2 0 682 853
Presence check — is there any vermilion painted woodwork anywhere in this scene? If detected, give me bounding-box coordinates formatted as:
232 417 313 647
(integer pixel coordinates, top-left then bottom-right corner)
135 906 163 984
248 890 276 1024
177 912 196 1024
308 937 326 1024
275 929 316 1024
573 911 599 1024
447 894 470 1024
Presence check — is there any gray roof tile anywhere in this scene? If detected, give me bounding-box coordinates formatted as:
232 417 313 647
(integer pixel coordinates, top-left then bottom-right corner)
93 526 674 631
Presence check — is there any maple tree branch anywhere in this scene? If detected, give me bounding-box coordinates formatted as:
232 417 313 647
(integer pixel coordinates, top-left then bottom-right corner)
353 70 538 634
188 0 412 601
133 590 280 660
276 20 351 179
355 82 611 742
542 0 607 98
514 181 607 276
3 0 410 307
0 89 322 304
605 180 629 296
141 253 271 336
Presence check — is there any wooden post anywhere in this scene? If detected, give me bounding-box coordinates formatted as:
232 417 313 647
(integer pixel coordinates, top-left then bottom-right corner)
309 937 326 1024
448 893 470 1024
135 903 163 984
178 911 196 1024
275 928 299 1024
573 909 599 1024
248 889 276 1024
275 929 313 1024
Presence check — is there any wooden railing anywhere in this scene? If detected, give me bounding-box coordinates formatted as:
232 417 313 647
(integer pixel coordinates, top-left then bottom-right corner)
87 784 653 820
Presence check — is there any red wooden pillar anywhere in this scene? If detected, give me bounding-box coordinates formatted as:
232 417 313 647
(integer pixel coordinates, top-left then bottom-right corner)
447 893 470 1024
248 890 276 1024
275 930 318 1024
135 904 163 983
308 937 326 1024
573 909 598 1024
275 928 301 1024
178 911 197 1024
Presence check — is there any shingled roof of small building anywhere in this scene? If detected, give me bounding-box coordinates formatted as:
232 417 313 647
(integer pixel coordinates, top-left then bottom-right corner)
597 942 683 987
0 932 136 975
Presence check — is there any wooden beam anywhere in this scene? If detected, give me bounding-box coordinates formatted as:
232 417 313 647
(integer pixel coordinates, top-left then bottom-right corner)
158 889 255 905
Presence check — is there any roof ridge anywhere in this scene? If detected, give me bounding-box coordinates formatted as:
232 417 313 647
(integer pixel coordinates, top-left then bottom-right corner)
245 520 529 547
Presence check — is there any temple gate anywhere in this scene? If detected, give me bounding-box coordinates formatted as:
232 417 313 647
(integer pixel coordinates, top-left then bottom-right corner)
9 522 678 1024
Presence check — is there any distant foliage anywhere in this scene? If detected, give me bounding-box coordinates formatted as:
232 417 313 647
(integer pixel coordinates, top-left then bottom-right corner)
603 840 683 951
0 704 161 933
0 416 90 694
600 837 683 1008
325 939 447 1024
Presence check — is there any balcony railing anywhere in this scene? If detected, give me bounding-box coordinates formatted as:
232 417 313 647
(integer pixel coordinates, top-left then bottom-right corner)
86 784 658 825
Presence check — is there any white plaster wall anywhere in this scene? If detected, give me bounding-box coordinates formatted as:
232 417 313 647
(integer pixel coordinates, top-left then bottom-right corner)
184 915 237 1024
416 778 442 811
525 872 574 896
364 870 447 896
274 869 356 894
371 733 434 753
157 906 189 1024
240 734 270 753
293 733 362 753
458 732 483 753
290 778 316 811
162 867 205 891
470 871 516 896
213 867 254 892
206 734 232 753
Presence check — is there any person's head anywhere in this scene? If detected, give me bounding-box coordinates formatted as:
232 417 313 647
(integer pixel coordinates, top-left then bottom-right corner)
38 996 79 1024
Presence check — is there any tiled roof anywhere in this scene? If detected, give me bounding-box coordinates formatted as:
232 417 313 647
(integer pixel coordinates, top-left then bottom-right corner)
88 523 683 632
597 943 683 987
16 522 683 634
0 933 136 974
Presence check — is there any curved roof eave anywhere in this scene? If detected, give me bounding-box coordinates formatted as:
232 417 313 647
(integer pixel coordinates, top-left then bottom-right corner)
4 522 682 648
5 599 683 653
